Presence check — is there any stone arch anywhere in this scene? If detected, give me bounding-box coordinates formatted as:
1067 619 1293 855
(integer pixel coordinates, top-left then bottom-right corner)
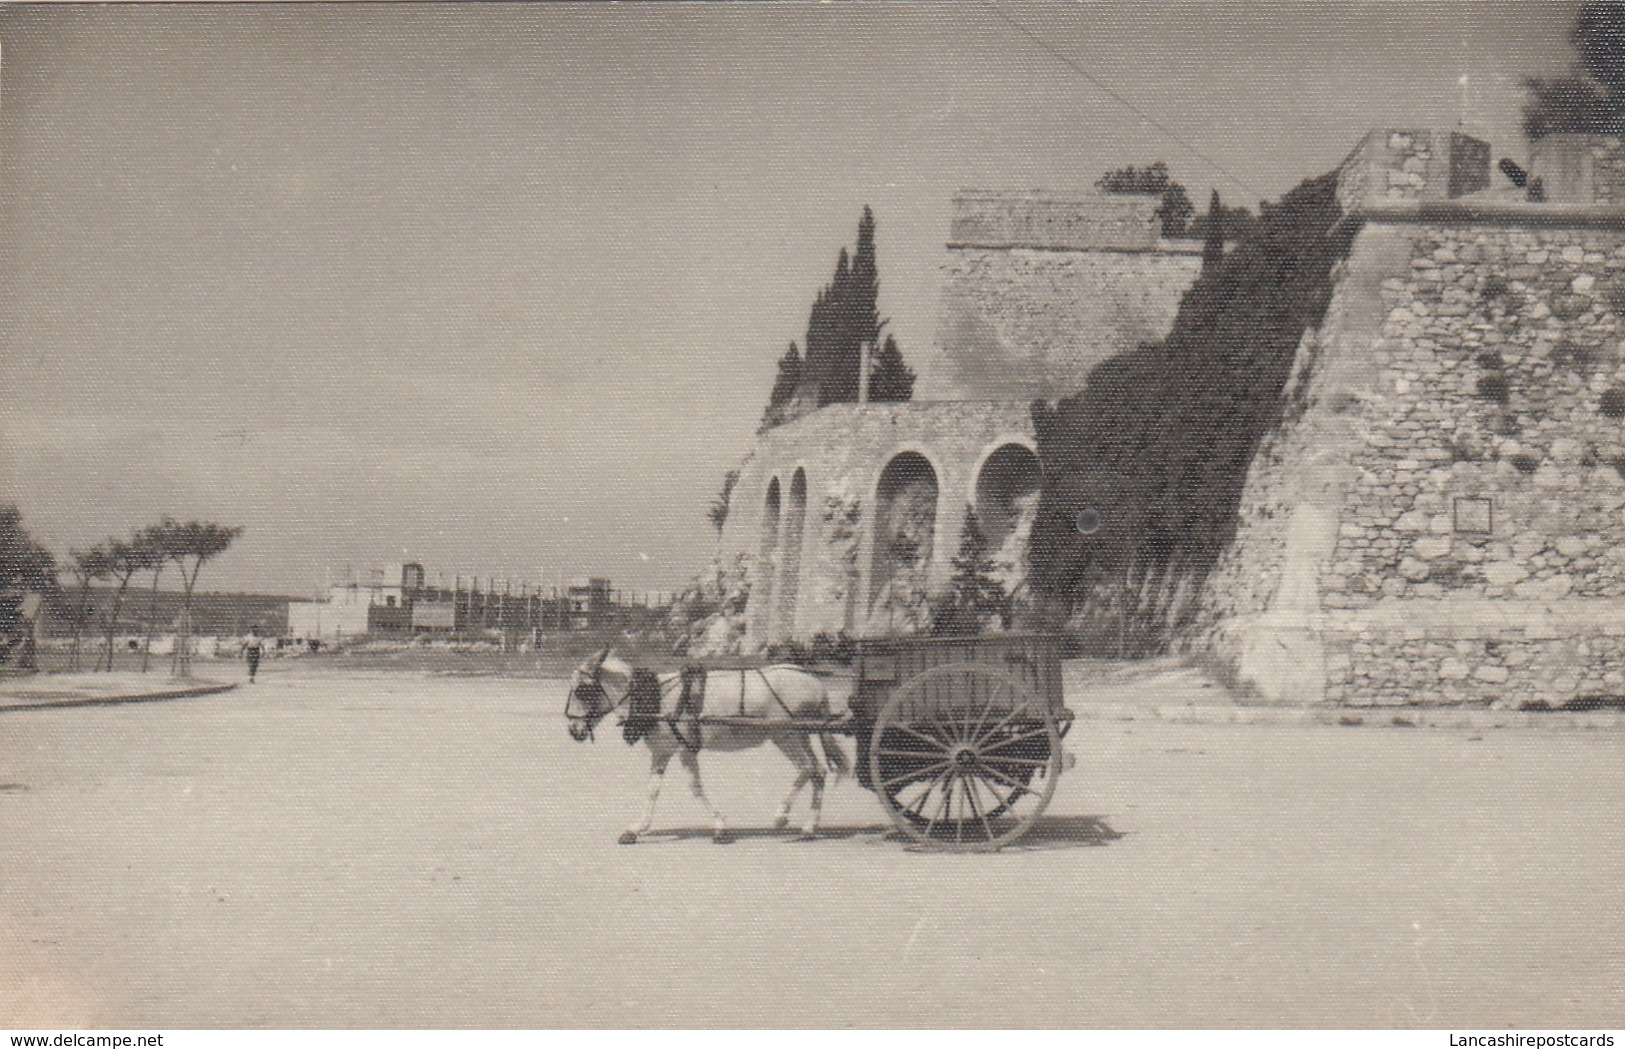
754 476 782 638
868 451 940 630
774 467 808 640
972 440 1042 549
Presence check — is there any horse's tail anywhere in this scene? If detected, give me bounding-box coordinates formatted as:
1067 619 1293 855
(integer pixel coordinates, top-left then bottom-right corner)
817 733 851 782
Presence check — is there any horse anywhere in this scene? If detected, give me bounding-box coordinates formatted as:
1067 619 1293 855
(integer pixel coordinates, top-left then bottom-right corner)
564 648 849 844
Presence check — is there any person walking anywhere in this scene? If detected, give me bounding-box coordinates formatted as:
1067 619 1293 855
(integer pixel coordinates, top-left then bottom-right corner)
244 626 264 684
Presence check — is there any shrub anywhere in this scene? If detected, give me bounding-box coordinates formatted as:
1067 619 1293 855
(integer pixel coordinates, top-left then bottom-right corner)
1029 170 1355 609
1600 387 1625 418
1510 453 1541 474
1475 350 1505 370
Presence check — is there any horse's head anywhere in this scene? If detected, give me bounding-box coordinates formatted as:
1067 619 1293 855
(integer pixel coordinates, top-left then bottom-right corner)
565 647 613 742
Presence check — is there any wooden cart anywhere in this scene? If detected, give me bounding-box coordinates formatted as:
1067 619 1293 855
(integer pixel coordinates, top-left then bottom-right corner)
846 633 1074 852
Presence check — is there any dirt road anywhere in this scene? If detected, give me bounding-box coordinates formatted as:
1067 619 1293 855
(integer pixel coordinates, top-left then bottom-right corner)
2 668 1620 1028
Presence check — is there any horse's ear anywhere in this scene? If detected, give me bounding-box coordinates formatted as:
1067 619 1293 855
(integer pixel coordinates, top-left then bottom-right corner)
587 646 609 669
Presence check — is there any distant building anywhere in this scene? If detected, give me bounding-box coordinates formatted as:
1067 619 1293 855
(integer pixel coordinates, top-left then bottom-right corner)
565 577 612 631
286 563 639 642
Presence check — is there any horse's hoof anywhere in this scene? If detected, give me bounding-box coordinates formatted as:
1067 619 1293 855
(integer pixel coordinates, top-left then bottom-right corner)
617 832 638 845
712 831 735 845
773 815 791 831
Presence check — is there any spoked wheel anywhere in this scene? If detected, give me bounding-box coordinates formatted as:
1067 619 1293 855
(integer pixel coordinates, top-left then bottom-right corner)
870 662 1062 852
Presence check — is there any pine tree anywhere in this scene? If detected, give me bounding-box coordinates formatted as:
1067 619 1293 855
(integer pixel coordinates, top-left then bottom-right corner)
931 508 1011 636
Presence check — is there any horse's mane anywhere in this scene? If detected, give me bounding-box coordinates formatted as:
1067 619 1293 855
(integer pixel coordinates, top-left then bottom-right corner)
622 667 663 745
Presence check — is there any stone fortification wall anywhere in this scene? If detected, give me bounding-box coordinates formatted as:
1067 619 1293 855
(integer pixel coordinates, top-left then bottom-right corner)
1201 206 1625 708
931 190 1201 400
1336 129 1491 212
936 249 1202 400
949 190 1162 251
1530 134 1625 205
720 401 1036 645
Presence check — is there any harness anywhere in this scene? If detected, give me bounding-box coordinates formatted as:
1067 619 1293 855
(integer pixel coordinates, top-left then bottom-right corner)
567 662 796 753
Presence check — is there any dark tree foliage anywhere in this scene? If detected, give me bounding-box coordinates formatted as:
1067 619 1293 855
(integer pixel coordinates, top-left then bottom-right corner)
761 342 803 428
0 505 56 595
1524 3 1625 139
0 505 56 664
763 206 914 426
1028 170 1355 608
804 208 879 405
1096 161 1195 237
931 508 1011 636
1575 1 1625 92
1096 161 1177 195
1200 190 1227 273
1524 75 1625 139
1188 199 1258 245
868 334 915 402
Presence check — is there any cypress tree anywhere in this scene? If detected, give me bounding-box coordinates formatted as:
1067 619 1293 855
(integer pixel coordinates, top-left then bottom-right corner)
762 342 804 427
763 206 915 427
868 334 915 402
1201 190 1226 273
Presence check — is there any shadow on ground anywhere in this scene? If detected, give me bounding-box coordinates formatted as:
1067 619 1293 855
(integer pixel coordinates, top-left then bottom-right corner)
624 814 1124 852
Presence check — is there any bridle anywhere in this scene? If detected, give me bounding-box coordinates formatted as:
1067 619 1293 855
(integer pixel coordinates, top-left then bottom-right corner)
564 662 629 742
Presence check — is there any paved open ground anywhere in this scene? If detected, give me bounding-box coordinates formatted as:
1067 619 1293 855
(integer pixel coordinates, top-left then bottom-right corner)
1 666 1621 1029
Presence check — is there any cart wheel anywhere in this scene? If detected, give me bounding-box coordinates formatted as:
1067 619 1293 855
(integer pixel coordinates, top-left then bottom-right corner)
869 662 1062 851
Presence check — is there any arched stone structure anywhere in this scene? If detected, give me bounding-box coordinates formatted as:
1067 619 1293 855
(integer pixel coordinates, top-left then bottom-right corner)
972 441 1041 549
752 476 781 639
773 468 808 641
720 401 1036 647
868 452 939 634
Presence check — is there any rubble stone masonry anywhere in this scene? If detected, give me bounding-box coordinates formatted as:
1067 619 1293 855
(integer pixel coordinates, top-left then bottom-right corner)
1202 185 1625 706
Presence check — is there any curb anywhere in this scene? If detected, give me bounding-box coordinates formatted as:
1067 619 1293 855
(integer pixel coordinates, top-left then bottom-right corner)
1077 703 1625 731
0 682 239 714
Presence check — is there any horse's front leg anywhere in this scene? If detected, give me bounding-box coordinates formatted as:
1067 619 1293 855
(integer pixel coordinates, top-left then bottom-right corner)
620 747 672 845
678 748 731 844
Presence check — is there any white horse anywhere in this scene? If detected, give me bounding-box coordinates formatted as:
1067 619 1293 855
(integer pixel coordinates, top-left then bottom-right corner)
564 648 849 844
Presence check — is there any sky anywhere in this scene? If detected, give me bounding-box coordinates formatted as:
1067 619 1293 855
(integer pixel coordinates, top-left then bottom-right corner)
0 1 1576 596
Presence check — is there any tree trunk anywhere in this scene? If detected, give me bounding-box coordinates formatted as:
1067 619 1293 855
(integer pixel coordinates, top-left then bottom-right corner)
68 578 91 672
101 578 132 672
175 564 200 679
141 566 164 672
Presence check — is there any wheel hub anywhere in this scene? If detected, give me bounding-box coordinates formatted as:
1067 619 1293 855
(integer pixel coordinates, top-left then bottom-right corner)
951 745 979 769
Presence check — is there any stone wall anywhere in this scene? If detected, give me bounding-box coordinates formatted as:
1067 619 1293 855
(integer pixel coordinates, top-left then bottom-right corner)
719 401 1036 645
1531 134 1625 205
948 190 1162 251
1200 204 1625 708
931 234 1201 400
1335 129 1491 212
